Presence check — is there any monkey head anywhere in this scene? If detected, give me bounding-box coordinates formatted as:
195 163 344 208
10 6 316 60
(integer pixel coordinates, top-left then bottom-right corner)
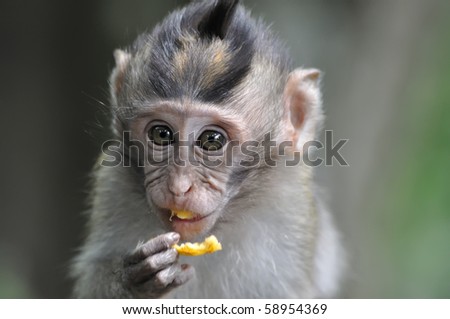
107 0 322 240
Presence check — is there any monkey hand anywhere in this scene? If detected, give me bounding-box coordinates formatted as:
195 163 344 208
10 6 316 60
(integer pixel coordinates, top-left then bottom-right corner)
122 232 194 298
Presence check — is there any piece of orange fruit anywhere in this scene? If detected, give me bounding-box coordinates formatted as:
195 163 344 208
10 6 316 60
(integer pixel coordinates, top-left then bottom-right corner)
173 235 222 256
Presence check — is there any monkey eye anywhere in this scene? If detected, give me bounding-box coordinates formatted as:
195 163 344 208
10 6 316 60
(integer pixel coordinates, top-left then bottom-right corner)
196 130 227 151
148 125 174 146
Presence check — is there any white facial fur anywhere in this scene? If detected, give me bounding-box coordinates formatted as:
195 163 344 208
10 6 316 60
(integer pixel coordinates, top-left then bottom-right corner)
128 101 252 240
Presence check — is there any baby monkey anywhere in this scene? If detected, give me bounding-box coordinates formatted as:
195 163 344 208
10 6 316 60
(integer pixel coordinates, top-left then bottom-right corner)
72 0 344 298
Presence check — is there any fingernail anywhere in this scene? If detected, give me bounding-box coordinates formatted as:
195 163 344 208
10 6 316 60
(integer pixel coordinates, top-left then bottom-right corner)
170 232 180 242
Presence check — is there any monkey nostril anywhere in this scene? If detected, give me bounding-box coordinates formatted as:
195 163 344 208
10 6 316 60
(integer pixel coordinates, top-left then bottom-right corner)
179 185 193 196
170 183 193 197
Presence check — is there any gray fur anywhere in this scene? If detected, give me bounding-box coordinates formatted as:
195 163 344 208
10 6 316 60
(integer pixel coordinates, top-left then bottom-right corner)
71 0 343 298
111 0 291 129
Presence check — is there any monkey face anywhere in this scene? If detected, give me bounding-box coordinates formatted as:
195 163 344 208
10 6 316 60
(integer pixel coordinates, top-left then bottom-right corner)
145 155 228 241
127 100 251 240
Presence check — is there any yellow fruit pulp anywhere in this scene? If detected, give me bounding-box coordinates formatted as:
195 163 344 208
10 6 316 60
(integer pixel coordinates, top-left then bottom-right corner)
173 235 222 256
170 210 194 220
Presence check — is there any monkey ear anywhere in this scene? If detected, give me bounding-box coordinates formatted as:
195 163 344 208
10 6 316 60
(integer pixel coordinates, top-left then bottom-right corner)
110 49 131 102
282 68 323 151
109 49 132 136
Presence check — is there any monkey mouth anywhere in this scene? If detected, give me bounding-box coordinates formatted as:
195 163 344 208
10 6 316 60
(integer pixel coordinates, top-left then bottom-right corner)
169 210 209 223
170 210 194 221
164 209 216 240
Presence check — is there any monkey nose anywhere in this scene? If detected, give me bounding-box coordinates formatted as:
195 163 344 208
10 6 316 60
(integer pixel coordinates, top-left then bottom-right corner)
169 179 193 197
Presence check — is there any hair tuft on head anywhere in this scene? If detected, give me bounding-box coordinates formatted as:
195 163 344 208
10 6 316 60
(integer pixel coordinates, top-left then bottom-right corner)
197 0 239 40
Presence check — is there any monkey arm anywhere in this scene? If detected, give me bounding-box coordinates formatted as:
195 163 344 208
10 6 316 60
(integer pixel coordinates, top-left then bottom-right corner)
122 232 194 298
72 232 194 298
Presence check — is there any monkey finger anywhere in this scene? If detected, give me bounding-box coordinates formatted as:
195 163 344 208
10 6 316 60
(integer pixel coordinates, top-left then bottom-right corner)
125 248 178 284
169 264 195 288
125 232 180 264
150 264 195 290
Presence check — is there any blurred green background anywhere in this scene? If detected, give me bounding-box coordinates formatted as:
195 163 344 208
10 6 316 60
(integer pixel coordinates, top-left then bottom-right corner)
0 0 449 298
